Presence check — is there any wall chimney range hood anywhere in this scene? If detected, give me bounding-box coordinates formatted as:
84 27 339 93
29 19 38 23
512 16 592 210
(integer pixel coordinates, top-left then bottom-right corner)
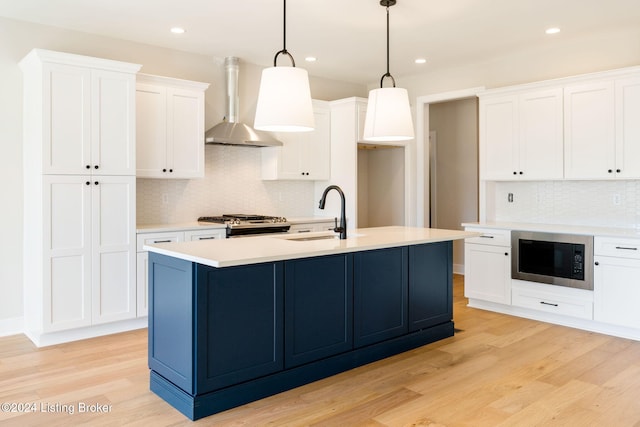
205 57 282 147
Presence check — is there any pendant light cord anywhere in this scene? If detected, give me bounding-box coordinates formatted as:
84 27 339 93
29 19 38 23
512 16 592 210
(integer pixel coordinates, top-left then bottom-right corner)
274 0 296 67
380 2 396 88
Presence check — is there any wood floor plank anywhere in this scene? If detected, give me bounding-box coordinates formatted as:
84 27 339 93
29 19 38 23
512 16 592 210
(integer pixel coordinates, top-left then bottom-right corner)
2 275 640 426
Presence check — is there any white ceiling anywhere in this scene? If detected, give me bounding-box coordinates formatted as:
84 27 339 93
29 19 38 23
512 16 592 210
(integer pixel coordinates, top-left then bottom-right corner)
1 0 639 84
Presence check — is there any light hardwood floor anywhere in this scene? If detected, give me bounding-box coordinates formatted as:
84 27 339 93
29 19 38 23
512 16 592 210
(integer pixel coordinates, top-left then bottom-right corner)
2 275 640 426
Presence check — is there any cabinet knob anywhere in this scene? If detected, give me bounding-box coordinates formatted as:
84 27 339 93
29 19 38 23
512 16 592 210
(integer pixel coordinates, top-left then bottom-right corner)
519 171 523 175
94 165 99 169
608 169 613 173
617 169 621 173
94 181 99 185
595 261 599 266
162 168 167 172
505 252 508 256
86 165 91 169
169 169 173 173
513 171 517 175
85 181 91 185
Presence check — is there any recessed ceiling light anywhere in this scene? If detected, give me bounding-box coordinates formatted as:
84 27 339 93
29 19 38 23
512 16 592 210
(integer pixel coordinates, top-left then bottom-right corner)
170 27 186 34
415 58 427 64
305 56 317 62
545 27 560 35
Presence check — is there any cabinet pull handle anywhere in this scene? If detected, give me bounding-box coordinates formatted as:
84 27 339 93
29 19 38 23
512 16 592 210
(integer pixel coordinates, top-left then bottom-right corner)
540 301 558 307
197 237 216 240
297 230 311 233
153 239 172 243
479 235 495 239
615 246 638 251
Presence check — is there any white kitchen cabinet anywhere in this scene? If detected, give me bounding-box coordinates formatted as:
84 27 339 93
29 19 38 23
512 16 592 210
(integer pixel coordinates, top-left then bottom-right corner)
135 228 224 316
262 100 331 180
463 227 512 304
20 49 138 176
136 74 209 179
41 175 136 331
511 280 593 320
480 88 563 180
135 231 185 317
564 81 616 179
614 76 640 179
594 237 640 329
21 49 141 346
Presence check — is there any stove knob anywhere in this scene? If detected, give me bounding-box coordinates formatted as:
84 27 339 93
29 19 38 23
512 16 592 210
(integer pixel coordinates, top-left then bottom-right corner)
233 219 240 225
281 217 287 223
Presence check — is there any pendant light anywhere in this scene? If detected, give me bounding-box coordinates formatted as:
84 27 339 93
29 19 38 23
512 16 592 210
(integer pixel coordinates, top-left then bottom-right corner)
363 0 414 142
254 0 314 132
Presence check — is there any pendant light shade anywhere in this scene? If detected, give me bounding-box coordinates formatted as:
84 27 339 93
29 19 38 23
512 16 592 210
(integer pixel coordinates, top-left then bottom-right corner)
363 87 414 141
254 66 314 132
254 0 314 132
363 0 414 142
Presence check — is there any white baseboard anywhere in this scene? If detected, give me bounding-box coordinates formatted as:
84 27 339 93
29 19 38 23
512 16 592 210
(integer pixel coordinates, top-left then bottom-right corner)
453 263 464 275
0 317 24 337
24 317 148 347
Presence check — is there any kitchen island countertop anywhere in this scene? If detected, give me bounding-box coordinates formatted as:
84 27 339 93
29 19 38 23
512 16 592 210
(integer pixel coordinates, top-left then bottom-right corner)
144 226 478 268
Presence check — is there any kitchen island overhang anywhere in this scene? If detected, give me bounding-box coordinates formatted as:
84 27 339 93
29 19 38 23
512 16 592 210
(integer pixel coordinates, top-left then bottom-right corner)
145 226 478 420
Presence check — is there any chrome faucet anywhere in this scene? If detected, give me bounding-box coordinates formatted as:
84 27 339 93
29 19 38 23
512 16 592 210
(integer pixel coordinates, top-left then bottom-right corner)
318 185 347 239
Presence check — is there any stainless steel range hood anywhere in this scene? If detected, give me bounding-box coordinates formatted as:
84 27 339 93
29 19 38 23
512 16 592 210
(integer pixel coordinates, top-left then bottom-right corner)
205 57 281 147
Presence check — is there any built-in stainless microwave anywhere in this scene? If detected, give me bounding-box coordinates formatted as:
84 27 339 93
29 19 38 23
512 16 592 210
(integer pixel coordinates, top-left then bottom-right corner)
511 231 594 290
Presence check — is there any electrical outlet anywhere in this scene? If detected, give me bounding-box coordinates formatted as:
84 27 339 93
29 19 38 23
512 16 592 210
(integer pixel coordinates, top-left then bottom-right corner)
162 193 169 205
508 193 514 203
613 193 621 206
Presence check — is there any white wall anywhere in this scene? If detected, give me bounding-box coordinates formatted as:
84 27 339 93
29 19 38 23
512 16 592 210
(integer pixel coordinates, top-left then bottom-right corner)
429 99 478 271
357 147 405 227
0 17 367 332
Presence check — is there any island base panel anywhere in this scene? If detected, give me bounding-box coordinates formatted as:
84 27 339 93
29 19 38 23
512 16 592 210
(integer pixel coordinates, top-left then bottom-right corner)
150 321 454 420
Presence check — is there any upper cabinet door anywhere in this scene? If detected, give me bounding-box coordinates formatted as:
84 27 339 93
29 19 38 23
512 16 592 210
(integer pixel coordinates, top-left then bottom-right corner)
136 83 167 177
261 100 331 181
42 63 92 175
519 88 564 180
135 75 208 179
615 76 640 179
91 70 136 175
167 87 205 179
480 95 518 180
564 81 615 179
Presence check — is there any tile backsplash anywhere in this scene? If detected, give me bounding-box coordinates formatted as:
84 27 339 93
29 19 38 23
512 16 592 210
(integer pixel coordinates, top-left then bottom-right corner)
137 145 316 224
491 180 640 229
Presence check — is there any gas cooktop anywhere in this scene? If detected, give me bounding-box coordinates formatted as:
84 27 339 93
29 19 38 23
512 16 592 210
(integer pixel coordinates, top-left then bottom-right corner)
197 214 290 237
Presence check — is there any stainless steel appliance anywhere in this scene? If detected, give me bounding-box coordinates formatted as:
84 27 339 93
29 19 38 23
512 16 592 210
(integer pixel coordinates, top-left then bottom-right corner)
511 231 594 290
198 214 290 237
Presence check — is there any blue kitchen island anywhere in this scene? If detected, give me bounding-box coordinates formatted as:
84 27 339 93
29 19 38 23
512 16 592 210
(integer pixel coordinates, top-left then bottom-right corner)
144 226 477 420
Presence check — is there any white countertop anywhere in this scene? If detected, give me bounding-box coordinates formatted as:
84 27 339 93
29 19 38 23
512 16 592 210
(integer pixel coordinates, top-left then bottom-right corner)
144 226 479 268
463 221 640 238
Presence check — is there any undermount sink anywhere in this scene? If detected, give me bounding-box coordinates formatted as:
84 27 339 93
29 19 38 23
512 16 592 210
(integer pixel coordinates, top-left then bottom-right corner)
285 234 338 242
281 233 365 242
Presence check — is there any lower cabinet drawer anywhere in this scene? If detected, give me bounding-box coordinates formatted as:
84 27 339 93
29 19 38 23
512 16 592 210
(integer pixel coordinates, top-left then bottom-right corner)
512 281 593 320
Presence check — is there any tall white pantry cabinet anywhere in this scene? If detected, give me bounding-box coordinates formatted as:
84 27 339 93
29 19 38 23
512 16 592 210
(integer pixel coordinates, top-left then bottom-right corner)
20 49 142 346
